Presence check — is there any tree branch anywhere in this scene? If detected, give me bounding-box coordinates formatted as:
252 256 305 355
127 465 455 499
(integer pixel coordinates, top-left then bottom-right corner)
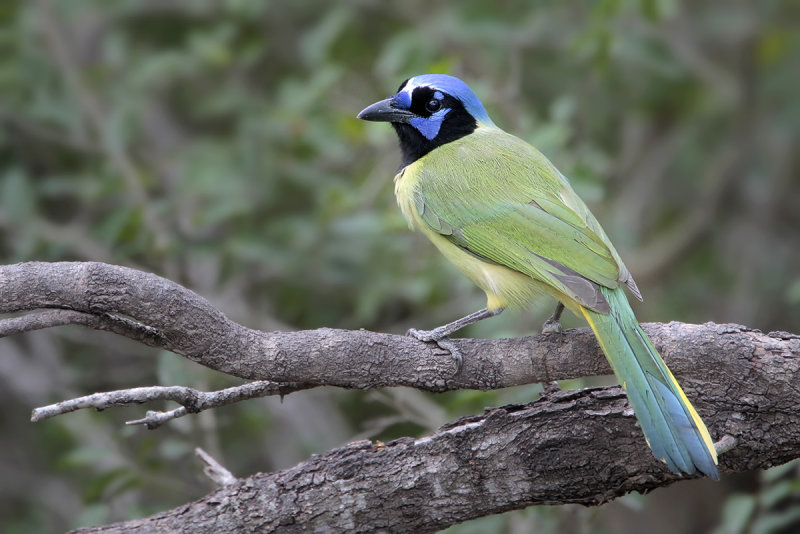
0 261 620 392
30 381 310 428
195 447 238 487
3 261 800 533
75 364 799 534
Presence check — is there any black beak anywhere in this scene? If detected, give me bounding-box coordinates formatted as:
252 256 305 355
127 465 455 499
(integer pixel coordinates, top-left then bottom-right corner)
357 98 415 123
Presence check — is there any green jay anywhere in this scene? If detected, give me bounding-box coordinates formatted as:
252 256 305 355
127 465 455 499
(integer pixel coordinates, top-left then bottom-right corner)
357 74 719 479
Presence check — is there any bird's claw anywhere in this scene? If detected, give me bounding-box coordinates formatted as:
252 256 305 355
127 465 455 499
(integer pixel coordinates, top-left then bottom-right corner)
406 327 436 342
435 338 463 374
406 328 463 375
541 318 563 334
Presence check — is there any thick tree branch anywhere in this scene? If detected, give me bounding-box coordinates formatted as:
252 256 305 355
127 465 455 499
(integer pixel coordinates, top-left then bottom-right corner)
0 261 671 391
76 357 799 534
3 261 800 533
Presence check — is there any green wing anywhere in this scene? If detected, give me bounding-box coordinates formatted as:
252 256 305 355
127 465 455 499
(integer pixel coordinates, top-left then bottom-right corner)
413 127 640 312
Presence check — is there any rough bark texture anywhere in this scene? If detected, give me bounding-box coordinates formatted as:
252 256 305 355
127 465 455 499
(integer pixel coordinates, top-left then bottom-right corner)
2 262 799 533
0 261 622 389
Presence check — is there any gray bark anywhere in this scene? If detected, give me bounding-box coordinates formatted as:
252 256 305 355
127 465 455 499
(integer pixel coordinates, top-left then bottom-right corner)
2 261 799 533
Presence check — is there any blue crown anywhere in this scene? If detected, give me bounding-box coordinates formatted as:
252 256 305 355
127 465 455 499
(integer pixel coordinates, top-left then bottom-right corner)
403 74 495 126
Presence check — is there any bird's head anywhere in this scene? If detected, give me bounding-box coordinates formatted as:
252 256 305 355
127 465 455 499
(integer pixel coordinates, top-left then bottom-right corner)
357 74 495 167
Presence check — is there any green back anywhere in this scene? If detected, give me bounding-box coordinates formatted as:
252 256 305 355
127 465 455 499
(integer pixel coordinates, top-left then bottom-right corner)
412 126 639 311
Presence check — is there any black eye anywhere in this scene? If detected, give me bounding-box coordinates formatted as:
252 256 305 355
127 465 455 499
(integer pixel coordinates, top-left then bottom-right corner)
425 99 441 112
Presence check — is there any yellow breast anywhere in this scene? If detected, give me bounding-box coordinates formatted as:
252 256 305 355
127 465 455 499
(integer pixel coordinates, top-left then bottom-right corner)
394 166 419 230
394 162 551 311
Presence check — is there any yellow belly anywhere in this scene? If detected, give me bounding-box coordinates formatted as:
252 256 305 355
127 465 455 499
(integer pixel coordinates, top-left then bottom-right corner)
395 164 555 312
423 228 550 311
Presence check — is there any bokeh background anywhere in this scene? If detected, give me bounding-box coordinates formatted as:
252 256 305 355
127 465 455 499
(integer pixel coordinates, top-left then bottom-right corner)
1 1 799 532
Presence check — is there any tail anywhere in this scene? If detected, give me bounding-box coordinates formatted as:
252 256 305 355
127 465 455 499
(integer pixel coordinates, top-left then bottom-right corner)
580 286 719 479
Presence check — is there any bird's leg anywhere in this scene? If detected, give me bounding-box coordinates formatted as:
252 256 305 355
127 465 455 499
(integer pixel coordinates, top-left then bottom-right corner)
541 301 565 334
407 308 503 341
407 308 504 373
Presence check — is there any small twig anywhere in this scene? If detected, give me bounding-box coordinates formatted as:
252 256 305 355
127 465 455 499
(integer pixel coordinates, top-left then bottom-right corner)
126 408 189 429
195 447 238 486
0 309 160 340
0 310 173 360
714 434 737 455
0 109 103 155
31 381 311 428
0 309 92 337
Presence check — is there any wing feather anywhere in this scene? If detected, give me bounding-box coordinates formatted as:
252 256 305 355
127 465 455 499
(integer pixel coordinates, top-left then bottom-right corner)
413 127 640 310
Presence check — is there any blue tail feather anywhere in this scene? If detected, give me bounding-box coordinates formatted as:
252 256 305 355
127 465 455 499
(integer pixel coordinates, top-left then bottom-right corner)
581 286 719 479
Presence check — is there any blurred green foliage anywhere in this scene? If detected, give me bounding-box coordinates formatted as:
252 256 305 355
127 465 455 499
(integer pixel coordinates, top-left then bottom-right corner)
1 1 799 532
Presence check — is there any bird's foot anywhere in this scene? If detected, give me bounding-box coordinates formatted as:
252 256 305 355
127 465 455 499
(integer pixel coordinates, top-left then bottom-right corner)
542 302 565 334
406 327 443 342
541 318 563 334
406 328 463 374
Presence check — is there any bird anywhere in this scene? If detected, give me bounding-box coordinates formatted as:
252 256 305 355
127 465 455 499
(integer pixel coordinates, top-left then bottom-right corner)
357 73 719 479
